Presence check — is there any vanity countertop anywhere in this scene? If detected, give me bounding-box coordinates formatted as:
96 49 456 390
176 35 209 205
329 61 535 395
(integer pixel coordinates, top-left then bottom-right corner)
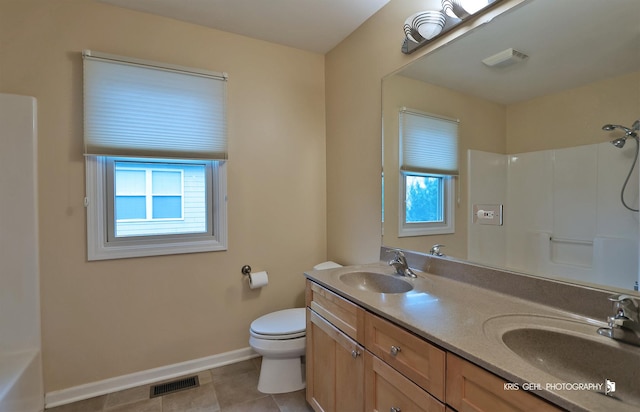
305 262 639 412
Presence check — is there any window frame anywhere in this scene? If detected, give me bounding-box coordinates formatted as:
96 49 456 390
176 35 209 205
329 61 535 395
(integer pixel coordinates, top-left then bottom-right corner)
86 156 227 260
398 171 455 237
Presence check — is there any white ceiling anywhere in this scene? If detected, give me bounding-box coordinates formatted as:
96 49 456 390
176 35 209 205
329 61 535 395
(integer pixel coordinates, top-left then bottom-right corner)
93 0 639 101
398 0 640 104
96 0 390 54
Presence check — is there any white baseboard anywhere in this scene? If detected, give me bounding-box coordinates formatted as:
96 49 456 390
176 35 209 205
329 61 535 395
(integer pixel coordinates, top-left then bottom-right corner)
45 347 258 408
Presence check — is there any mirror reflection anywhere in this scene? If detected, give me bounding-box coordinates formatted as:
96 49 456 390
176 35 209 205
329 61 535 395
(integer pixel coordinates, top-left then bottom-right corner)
382 0 640 292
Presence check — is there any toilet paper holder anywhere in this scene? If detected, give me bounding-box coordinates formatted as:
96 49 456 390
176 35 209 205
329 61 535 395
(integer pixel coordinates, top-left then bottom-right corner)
241 265 252 276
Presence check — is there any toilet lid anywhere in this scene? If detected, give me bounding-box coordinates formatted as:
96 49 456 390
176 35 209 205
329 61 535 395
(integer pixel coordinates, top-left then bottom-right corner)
313 261 342 270
250 308 305 336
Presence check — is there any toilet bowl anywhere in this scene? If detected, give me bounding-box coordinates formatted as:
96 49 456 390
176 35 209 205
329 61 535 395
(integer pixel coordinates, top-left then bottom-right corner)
248 261 342 394
249 308 306 394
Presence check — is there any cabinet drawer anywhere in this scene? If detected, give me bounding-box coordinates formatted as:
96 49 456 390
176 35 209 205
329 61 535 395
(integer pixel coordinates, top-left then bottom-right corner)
365 351 445 412
365 312 445 401
446 353 562 412
306 279 365 343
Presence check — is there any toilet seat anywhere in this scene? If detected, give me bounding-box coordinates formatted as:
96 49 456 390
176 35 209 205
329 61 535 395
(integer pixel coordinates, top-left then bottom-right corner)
250 308 305 340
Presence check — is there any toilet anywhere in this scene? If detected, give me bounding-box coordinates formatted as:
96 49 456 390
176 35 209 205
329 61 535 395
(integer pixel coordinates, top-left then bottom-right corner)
249 261 342 394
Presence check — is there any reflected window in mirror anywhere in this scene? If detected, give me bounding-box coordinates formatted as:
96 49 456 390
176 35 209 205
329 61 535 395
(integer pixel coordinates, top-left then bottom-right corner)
399 109 458 237
400 172 454 236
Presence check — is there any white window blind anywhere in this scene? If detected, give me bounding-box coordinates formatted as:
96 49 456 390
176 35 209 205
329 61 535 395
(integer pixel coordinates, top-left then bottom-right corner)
83 50 228 160
400 108 459 175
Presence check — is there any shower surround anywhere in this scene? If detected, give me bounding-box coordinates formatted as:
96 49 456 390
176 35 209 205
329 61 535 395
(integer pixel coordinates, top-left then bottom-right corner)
0 93 44 412
468 143 639 290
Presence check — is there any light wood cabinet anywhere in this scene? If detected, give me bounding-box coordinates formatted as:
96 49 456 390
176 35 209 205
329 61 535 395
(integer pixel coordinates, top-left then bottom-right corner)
306 280 562 412
306 308 364 412
446 353 562 412
365 351 445 412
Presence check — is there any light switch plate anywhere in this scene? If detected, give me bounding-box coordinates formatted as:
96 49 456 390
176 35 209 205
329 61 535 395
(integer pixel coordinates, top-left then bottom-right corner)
472 204 503 225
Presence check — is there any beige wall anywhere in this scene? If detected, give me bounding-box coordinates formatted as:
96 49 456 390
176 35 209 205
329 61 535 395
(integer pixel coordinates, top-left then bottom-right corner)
1 0 326 392
382 75 505 258
507 70 640 153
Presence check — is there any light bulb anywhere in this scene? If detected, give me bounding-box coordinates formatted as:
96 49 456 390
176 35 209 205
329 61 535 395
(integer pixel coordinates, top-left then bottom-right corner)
459 0 490 15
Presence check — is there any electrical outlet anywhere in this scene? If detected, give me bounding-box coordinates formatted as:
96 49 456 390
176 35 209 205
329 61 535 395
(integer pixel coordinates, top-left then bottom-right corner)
472 204 503 225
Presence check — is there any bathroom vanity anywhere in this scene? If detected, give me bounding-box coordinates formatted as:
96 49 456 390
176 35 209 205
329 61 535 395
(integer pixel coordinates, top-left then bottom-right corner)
304 250 640 412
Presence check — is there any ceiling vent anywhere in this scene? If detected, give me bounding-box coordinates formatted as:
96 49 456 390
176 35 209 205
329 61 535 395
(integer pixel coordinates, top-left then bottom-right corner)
482 48 529 68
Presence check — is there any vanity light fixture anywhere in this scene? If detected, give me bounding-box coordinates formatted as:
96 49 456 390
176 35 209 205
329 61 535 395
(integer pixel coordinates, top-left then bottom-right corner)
402 0 502 54
482 48 529 68
443 0 492 19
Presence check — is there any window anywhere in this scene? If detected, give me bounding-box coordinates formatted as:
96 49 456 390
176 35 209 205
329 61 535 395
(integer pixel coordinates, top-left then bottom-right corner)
400 172 454 236
83 50 227 260
399 108 458 236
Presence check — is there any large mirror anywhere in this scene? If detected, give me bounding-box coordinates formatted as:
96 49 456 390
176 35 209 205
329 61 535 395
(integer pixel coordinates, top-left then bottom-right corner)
382 0 640 292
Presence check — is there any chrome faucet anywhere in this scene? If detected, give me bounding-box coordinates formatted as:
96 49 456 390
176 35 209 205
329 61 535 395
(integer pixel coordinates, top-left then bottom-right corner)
597 294 640 347
429 244 445 257
387 249 417 278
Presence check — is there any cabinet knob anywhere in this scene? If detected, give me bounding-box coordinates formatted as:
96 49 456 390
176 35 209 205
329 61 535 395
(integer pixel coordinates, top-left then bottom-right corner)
351 349 361 359
390 407 402 412
390 345 401 356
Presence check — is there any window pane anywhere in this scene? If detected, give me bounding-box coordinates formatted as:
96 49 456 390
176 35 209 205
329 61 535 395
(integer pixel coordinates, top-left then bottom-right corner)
116 196 146 219
152 170 182 194
405 175 443 223
152 196 182 219
115 169 146 195
114 161 207 238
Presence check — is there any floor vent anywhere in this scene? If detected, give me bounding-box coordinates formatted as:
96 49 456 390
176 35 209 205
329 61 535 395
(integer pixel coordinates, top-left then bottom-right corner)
150 376 199 398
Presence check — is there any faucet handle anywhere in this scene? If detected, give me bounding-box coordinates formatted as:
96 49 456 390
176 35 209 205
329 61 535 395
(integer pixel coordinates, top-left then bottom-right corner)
608 294 637 303
387 248 405 258
608 294 639 320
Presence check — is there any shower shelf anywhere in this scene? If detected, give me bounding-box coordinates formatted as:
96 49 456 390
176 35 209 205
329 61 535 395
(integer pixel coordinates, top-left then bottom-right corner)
549 236 593 246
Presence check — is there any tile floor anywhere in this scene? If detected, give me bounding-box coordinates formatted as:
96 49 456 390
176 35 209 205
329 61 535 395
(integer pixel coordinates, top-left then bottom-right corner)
47 358 313 412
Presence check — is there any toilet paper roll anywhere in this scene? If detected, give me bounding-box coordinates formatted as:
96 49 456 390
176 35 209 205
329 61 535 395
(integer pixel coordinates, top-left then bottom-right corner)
249 271 269 289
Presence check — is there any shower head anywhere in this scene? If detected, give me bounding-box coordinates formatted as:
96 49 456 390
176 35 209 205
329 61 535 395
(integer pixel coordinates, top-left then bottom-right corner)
611 137 627 148
602 121 640 137
603 124 634 134
603 121 640 148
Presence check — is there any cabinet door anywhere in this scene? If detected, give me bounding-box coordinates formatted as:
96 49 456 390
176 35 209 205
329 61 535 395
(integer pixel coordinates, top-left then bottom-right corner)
446 354 561 412
306 308 364 412
365 352 445 412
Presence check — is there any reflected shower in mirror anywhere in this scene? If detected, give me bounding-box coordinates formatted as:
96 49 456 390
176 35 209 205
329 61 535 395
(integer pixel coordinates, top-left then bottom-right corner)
382 0 640 292
604 121 640 212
